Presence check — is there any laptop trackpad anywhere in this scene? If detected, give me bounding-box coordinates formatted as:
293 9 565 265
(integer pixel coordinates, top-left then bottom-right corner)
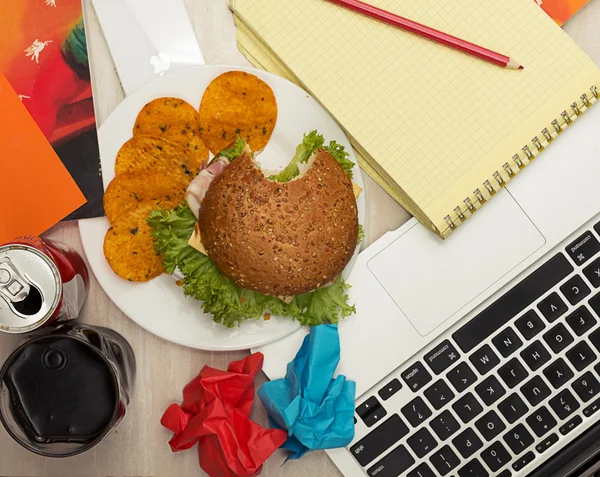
367 191 546 336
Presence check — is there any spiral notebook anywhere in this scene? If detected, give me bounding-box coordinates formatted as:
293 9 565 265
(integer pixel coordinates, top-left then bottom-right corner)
230 0 600 239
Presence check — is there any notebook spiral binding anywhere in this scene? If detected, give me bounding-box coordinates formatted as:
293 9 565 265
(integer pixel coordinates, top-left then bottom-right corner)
443 85 599 234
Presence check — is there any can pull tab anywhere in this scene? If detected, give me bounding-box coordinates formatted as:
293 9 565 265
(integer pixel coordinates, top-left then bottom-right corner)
0 259 32 303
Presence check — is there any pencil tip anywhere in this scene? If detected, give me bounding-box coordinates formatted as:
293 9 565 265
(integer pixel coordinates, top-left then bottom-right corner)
507 59 523 69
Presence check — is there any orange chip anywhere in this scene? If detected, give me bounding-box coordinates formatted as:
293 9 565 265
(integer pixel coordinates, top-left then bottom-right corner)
103 167 187 224
114 135 203 177
103 203 164 282
133 97 209 162
199 71 277 154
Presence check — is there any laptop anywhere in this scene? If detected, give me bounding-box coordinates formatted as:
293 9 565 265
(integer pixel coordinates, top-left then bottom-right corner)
254 93 600 475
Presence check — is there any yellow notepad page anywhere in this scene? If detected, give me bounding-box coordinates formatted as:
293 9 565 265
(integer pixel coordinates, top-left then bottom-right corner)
231 0 600 237
233 16 400 201
234 17 424 216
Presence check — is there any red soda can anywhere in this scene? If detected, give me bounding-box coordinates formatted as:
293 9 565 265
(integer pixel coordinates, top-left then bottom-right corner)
0 236 89 334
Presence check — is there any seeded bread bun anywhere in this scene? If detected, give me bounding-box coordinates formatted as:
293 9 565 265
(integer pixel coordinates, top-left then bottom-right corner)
198 149 359 296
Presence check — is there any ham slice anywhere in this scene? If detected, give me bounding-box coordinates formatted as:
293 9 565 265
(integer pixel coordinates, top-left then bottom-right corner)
185 156 230 218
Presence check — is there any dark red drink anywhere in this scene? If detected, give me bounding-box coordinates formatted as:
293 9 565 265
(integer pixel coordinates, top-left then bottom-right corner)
0 324 135 457
0 236 89 333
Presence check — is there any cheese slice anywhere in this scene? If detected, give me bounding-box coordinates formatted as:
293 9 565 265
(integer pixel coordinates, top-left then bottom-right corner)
353 182 362 199
188 222 207 255
277 295 295 304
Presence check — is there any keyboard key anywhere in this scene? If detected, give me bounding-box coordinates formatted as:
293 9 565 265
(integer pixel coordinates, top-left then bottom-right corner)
475 411 506 441
356 396 380 418
590 293 600 319
452 428 483 459
566 230 600 266
560 415 583 435
475 376 506 405
447 362 478 393
566 306 597 336
401 397 432 428
430 446 460 476
503 423 534 455
521 340 551 371
367 444 415 477
566 341 597 371
407 427 438 458
512 451 536 472
589 328 600 353
356 396 387 427
453 254 573 353
430 410 460 441
498 358 528 388
561 275 591 305
498 394 528 424
516 310 546 341
498 470 512 477
424 380 455 410
492 327 523 358
363 408 387 427
543 358 574 389
549 389 580 420
583 257 600 288
402 362 432 392
378 378 402 401
469 345 500 375
526 406 557 437
481 441 511 473
538 292 568 323
583 397 600 417
458 459 488 477
424 340 461 375
572 371 600 402
452 393 483 424
543 323 574 353
408 463 436 477
536 433 559 453
350 414 409 466
521 375 551 406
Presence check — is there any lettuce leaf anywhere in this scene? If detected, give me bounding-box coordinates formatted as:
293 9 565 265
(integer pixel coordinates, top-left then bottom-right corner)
148 204 355 327
324 140 354 179
268 130 354 182
268 130 324 182
357 224 365 245
216 136 246 161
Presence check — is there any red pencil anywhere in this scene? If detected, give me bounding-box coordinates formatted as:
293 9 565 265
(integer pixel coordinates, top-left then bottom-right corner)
325 0 523 69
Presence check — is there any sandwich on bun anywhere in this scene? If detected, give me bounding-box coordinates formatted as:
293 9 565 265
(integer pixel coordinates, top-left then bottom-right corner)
149 131 364 327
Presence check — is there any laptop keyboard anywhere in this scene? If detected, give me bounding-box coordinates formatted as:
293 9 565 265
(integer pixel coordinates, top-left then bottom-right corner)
348 221 600 476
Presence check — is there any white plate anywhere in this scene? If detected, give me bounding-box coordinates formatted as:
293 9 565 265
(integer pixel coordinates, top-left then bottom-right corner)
79 65 366 351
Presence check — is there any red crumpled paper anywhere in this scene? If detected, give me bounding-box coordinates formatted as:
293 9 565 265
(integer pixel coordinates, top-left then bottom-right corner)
161 352 287 477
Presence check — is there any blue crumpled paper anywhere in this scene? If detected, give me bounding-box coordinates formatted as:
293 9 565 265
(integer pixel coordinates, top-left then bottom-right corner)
257 324 356 460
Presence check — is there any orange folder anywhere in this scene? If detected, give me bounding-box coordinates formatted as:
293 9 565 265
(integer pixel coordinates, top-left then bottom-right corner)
0 72 86 243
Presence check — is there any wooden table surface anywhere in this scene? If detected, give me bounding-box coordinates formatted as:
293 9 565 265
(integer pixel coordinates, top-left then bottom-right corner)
1 1 599 476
